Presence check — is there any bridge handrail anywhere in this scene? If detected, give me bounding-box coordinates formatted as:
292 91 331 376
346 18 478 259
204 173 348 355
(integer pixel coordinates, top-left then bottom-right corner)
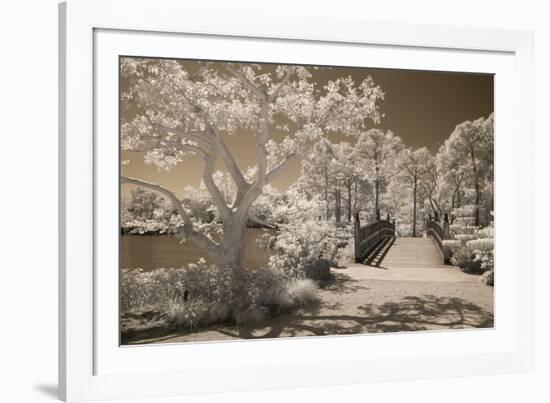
426 214 451 263
354 211 395 263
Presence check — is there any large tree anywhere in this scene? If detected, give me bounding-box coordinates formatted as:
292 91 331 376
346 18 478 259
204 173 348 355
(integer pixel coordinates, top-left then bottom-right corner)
435 144 468 212
299 138 336 221
121 59 383 305
444 114 493 226
355 129 403 218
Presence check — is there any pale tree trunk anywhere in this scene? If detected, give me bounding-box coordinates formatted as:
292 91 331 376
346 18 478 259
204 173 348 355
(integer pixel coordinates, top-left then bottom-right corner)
374 177 380 217
324 167 330 221
346 180 352 222
469 145 481 226
335 188 341 223
218 217 248 309
452 186 459 209
353 180 358 218
412 176 417 237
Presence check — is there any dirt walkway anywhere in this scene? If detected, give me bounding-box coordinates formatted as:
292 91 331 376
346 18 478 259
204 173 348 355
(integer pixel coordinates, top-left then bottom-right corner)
131 238 494 344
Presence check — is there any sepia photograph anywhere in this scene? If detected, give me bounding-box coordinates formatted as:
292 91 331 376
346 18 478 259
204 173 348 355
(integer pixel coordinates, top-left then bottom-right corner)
119 57 495 345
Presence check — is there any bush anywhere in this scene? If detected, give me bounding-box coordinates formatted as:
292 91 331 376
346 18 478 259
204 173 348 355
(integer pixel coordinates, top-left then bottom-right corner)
166 298 210 330
335 240 355 267
466 238 494 252
121 259 233 312
286 278 318 307
467 238 494 271
477 226 495 238
244 267 293 309
442 239 462 253
449 224 478 236
121 260 319 331
268 221 340 278
454 234 478 243
450 246 482 273
446 221 494 274
445 235 493 274
243 268 319 310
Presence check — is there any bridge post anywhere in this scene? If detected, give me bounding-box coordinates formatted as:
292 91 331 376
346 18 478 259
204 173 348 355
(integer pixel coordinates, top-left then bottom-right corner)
376 209 381 222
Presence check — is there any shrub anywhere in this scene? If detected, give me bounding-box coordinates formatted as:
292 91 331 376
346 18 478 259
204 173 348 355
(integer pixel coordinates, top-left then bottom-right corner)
244 270 319 311
442 239 461 262
446 220 494 274
446 236 494 273
335 240 355 267
286 278 318 307
454 234 478 243
121 259 232 312
476 226 495 238
450 246 482 273
268 220 340 278
466 238 494 252
467 238 494 271
450 225 479 236
121 260 319 331
244 267 293 309
166 298 210 330
442 239 462 252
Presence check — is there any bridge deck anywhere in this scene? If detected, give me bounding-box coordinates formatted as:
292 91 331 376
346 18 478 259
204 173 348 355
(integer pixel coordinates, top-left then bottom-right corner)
382 237 446 268
358 237 478 283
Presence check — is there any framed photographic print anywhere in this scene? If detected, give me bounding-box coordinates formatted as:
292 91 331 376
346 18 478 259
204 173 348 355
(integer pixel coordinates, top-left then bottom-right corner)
59 0 534 401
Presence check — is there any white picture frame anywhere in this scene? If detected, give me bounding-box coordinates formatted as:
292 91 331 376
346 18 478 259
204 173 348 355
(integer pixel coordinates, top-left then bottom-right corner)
59 0 534 401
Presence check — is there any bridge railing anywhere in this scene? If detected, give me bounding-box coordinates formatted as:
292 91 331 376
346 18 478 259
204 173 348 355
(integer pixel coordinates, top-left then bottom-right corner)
354 211 395 263
426 213 451 263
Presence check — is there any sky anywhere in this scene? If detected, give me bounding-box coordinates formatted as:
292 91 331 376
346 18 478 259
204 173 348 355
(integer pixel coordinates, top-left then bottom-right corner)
121 59 493 196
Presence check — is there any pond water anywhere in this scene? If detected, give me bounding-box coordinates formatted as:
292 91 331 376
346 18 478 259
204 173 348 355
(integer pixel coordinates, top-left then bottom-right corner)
121 228 272 271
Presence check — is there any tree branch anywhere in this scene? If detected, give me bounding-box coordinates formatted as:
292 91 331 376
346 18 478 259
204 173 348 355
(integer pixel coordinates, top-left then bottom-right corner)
224 64 266 99
256 101 269 186
121 176 192 227
266 154 297 183
248 213 277 229
201 155 232 220
121 176 222 260
206 123 251 199
142 112 213 148
268 70 292 102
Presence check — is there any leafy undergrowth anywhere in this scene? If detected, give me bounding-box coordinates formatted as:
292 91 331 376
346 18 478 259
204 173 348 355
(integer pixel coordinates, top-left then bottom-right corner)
121 260 320 336
443 208 494 275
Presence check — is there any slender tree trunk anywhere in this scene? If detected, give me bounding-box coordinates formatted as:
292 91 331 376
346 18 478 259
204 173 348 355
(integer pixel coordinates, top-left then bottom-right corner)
324 167 330 221
470 146 481 226
412 176 417 237
374 178 380 219
353 179 358 217
452 186 459 209
335 187 341 223
347 180 352 222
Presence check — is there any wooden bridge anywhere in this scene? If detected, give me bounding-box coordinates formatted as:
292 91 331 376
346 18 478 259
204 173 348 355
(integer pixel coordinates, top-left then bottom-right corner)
354 213 452 269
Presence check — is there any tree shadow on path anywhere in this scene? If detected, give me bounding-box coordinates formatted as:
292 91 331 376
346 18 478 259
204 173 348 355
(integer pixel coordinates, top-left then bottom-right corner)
319 271 370 294
216 294 494 340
